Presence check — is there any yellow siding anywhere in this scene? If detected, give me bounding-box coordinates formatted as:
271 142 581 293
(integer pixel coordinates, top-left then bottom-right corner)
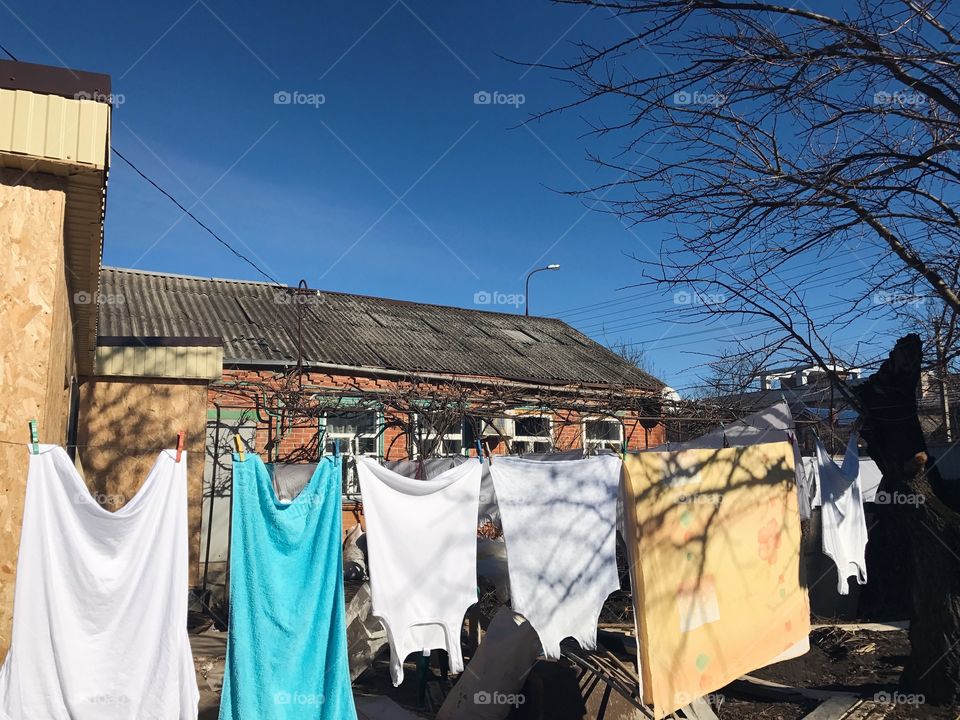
0 89 108 170
95 346 223 381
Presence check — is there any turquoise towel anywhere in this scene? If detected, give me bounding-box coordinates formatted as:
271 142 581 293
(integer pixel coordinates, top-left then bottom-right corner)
219 455 357 720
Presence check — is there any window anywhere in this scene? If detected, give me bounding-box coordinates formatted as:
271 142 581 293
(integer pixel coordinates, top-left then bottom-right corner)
584 418 623 453
323 410 380 498
324 410 379 456
512 415 553 454
412 414 465 457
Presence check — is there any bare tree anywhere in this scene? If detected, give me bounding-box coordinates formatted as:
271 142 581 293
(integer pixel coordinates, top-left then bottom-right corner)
531 0 960 700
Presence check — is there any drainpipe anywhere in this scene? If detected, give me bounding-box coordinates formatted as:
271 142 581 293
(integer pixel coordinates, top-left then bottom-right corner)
201 404 222 597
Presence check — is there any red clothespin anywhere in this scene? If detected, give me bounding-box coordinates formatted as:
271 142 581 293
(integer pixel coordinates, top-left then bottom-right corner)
176 431 185 463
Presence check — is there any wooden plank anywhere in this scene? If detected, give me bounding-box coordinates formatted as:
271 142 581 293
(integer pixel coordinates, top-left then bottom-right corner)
682 697 721 720
801 697 862 720
733 675 861 702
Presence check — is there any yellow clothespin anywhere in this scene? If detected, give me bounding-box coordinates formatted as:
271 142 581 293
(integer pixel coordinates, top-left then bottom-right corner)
234 435 245 462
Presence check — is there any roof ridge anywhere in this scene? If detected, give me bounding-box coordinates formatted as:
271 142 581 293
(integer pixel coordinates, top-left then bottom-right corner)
101 266 571 324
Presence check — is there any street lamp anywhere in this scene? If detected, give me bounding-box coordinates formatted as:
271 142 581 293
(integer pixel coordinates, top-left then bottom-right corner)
524 264 561 316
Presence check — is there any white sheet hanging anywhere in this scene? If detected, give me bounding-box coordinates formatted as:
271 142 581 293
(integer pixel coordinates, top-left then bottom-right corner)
0 445 199 720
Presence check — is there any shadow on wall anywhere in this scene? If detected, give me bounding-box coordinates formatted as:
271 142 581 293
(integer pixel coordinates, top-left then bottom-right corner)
75 377 208 584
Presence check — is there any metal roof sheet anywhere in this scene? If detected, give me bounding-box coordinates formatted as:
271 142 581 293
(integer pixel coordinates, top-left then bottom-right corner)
98 267 663 390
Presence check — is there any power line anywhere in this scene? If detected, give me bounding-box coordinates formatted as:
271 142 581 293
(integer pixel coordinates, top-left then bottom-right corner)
2 41 283 287
574 265 870 336
112 148 283 286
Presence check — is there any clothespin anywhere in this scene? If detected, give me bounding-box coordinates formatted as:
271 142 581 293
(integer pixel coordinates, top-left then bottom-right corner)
28 419 39 455
475 438 483 464
334 439 340 460
234 435 245 462
175 431 185 463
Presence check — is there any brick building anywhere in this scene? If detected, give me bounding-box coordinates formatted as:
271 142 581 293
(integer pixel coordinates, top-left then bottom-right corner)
83 266 667 594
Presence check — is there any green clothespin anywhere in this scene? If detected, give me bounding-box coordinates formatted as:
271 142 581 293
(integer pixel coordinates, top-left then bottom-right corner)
28 419 39 455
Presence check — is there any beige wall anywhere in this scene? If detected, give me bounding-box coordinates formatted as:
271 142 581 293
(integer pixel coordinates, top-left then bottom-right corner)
77 378 208 585
0 168 73 651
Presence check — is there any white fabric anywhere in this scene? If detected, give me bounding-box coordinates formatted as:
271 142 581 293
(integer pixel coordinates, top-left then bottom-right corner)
488 455 622 659
0 445 199 720
816 435 869 595
356 457 481 686
654 401 793 451
806 456 883 506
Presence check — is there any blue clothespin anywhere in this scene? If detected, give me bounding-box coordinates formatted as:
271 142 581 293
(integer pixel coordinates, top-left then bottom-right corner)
28 419 39 455
334 439 340 461
475 438 483 464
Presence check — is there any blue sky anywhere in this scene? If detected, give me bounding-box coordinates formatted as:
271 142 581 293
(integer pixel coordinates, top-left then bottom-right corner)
1 0 903 391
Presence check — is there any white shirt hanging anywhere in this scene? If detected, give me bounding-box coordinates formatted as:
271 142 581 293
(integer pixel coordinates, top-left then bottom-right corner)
356 457 481 686
488 455 622 658
816 434 869 595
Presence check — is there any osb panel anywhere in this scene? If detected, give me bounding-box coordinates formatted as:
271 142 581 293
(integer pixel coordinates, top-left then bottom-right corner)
0 169 69 652
77 378 208 585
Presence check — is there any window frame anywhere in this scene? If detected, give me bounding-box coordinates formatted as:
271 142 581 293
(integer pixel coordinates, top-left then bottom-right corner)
582 416 624 453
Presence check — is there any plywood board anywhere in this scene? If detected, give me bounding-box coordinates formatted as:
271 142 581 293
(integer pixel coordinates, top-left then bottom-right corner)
623 443 810 718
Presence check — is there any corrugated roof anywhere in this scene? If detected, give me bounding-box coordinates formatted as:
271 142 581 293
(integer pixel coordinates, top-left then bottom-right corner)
98 267 663 390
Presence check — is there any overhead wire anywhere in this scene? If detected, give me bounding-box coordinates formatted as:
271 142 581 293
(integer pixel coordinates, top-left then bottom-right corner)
2 42 284 288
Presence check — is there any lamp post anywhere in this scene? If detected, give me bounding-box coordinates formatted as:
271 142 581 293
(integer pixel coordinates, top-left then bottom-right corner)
524 264 561 316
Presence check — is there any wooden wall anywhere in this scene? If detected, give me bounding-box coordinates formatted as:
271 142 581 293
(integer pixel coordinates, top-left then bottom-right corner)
77 378 209 585
0 168 72 652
